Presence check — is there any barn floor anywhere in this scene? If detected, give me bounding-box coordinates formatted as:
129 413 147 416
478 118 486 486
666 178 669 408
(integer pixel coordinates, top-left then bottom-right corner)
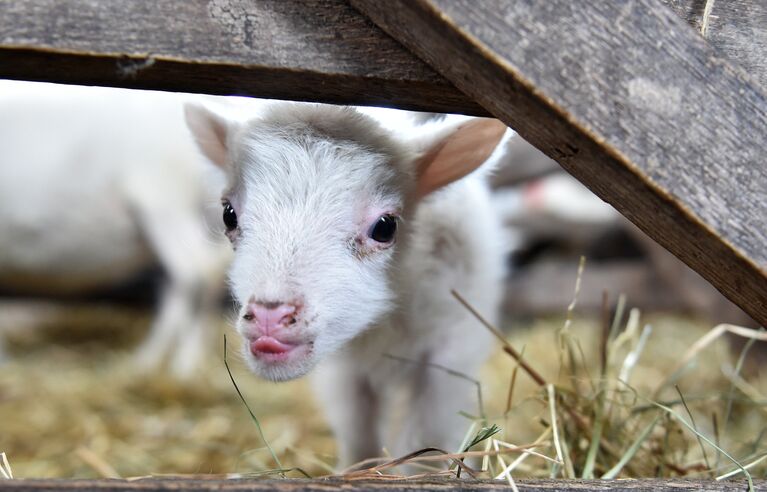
0 301 765 480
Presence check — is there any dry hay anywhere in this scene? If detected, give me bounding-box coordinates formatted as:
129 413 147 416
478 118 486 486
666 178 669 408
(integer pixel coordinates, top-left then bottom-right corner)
0 308 335 479
0 283 765 485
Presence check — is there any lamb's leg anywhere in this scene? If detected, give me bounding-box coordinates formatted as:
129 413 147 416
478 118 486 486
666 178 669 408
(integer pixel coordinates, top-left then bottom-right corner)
133 204 227 379
312 360 383 469
395 352 480 458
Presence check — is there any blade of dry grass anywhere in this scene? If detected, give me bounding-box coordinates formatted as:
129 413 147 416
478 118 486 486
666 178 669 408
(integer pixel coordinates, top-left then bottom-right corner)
717 330 762 471
75 446 121 479
495 436 560 465
711 412 720 465
240 467 312 479
457 421 479 458
651 399 753 492
334 441 544 479
720 365 767 410
701 0 716 36
599 290 610 378
0 453 12 479
223 335 284 477
654 324 767 397
717 453 767 480
340 447 493 479
675 386 711 473
494 428 556 480
601 413 661 479
559 257 587 386
285 446 335 475
581 392 605 479
547 384 574 478
608 294 627 346
493 439 518 491
584 295 636 479
482 433 493 476
505 345 524 414
452 289 546 387
618 323 652 384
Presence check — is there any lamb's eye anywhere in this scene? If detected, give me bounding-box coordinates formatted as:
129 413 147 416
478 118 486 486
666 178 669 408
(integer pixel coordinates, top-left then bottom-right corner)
223 203 238 231
369 215 397 243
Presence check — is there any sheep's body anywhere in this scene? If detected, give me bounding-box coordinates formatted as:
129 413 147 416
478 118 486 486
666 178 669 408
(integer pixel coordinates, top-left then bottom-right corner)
186 101 507 466
313 174 502 463
0 81 230 377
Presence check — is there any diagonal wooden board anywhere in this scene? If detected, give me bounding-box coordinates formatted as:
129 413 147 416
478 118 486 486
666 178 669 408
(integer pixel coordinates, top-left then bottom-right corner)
350 0 767 326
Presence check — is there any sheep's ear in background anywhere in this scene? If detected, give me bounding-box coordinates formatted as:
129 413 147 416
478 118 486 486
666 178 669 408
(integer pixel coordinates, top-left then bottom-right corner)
184 103 231 169
414 118 507 198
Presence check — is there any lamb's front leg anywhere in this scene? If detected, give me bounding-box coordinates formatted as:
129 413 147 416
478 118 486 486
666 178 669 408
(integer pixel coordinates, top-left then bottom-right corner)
312 359 383 469
394 351 486 459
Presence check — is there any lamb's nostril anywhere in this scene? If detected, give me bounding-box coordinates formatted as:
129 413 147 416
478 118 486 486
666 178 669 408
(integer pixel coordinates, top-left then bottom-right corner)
247 299 302 331
243 313 254 321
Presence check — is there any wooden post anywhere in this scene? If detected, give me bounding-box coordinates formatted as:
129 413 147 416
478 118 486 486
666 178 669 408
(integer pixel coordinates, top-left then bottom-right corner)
351 0 767 326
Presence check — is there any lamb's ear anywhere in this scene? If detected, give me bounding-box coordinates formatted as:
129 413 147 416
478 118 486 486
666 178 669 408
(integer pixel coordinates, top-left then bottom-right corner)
414 118 507 198
184 103 231 168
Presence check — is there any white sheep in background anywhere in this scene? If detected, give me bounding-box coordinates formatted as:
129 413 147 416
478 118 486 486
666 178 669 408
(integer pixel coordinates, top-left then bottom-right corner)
0 80 233 378
185 102 508 466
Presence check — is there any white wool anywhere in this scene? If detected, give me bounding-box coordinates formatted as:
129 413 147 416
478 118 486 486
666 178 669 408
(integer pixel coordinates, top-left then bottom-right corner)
186 101 506 466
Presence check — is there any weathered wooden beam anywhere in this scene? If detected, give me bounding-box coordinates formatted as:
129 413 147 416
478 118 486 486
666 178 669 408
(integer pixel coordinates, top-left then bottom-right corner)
505 261 681 316
0 0 485 114
0 478 760 491
351 0 767 327
3 1 763 113
1 0 764 112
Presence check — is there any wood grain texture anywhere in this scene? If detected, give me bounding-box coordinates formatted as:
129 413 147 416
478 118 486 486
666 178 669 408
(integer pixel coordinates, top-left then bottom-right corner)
0 0 764 110
0 0 485 114
0 478 760 491
660 0 767 89
351 0 767 326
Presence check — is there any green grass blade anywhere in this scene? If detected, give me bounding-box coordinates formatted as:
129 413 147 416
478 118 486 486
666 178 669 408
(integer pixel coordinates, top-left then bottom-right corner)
223 335 285 477
601 414 660 479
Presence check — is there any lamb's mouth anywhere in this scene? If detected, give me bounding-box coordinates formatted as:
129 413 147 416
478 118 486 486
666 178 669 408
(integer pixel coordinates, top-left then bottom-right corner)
249 336 312 363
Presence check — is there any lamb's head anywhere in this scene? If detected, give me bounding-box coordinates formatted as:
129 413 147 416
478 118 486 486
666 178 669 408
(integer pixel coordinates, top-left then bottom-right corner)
185 102 505 381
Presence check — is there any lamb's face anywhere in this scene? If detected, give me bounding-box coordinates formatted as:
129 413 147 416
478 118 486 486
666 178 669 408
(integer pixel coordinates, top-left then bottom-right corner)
185 102 507 381
223 113 414 381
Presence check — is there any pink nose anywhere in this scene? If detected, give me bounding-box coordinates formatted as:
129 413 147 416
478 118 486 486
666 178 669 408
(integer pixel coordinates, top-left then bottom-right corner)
244 300 299 335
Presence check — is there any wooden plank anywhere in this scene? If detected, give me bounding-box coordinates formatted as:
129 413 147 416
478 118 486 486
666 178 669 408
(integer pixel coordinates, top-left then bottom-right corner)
3 0 764 114
505 261 681 316
351 0 767 327
0 0 484 114
0 0 764 112
0 478 760 491
504 258 753 325
660 0 767 89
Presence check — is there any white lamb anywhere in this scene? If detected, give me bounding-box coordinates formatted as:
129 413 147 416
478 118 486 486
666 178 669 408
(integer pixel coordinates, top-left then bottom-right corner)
185 102 507 465
0 81 232 378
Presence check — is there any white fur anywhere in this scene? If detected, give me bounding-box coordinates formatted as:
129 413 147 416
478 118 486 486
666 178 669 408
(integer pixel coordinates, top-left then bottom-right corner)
0 80 232 378
186 102 505 466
